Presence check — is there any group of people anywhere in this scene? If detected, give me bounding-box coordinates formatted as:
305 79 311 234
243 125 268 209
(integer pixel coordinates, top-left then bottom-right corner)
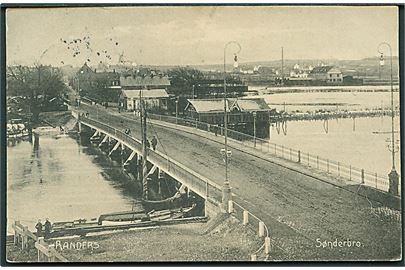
35 218 52 240
123 127 158 151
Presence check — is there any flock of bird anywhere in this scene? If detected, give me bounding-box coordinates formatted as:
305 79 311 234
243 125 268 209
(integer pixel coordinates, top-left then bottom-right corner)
58 35 121 66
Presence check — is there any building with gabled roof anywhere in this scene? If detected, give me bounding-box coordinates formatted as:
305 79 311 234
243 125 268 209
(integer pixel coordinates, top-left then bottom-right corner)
184 98 272 126
309 65 343 84
119 89 169 112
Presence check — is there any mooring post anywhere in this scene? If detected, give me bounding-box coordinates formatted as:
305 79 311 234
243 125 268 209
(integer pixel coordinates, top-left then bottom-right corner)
361 169 365 184
243 210 249 225
251 254 257 261
298 150 301 163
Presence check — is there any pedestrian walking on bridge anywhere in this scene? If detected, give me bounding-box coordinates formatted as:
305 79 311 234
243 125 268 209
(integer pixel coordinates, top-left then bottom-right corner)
151 136 158 151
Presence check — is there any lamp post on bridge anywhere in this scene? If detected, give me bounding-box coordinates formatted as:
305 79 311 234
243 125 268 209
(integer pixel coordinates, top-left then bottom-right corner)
378 42 399 196
221 41 241 211
253 111 257 148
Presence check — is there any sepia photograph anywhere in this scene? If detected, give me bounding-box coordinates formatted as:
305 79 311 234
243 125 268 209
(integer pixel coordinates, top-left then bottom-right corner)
2 4 402 263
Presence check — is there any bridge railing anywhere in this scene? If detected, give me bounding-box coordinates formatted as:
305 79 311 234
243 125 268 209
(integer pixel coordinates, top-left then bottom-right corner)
80 116 224 203
146 113 398 194
80 115 274 260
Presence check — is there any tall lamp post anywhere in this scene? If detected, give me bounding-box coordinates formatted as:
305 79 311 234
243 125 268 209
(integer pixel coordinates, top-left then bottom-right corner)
221 41 241 211
378 42 399 195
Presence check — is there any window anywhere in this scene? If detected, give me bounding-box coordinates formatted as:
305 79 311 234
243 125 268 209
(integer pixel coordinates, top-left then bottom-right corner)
330 74 332 78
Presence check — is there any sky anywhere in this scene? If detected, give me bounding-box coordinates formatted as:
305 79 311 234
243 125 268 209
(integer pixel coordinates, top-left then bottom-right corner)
6 6 399 67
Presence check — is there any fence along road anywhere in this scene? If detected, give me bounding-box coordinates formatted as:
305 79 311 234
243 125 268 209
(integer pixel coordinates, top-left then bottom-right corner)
78 104 401 260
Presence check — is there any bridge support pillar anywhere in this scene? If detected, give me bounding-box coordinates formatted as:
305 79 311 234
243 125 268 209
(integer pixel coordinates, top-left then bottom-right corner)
221 182 232 213
388 169 399 196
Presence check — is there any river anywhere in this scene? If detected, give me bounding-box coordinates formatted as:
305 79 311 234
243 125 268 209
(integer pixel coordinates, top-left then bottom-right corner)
7 134 142 234
254 89 401 181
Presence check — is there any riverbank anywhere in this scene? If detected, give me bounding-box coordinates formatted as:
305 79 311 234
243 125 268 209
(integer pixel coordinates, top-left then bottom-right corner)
39 111 75 128
7 215 263 262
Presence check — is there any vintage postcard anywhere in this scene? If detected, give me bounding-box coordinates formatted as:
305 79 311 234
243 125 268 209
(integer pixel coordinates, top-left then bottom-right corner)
3 5 402 263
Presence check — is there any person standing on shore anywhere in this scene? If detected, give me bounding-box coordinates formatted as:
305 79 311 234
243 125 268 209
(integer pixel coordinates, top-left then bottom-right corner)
35 219 43 237
44 218 52 240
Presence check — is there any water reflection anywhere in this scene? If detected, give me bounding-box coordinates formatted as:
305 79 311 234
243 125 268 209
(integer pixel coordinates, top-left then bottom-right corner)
7 134 142 233
269 116 401 177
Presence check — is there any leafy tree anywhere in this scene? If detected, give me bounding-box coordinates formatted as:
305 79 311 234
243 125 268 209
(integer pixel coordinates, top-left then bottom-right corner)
7 64 68 122
167 67 204 96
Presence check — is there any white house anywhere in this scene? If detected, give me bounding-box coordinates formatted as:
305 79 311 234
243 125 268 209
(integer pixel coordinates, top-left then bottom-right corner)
120 89 169 112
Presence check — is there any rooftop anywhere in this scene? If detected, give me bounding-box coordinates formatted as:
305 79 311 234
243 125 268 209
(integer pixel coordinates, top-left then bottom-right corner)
120 75 171 87
185 98 271 113
121 89 169 99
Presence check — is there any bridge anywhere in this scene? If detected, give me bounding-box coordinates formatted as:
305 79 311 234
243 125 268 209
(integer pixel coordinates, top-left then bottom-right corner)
73 103 401 261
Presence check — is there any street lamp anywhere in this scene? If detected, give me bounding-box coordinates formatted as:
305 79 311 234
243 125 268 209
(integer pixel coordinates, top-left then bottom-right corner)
253 111 257 147
175 97 179 124
378 42 399 195
221 41 241 210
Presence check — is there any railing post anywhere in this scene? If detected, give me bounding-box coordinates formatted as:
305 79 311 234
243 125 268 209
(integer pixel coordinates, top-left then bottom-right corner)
243 210 249 225
361 169 365 184
37 237 45 262
258 221 265 237
338 162 340 176
375 173 378 188
206 181 209 199
228 200 234 214
14 221 19 246
22 226 29 250
265 236 271 255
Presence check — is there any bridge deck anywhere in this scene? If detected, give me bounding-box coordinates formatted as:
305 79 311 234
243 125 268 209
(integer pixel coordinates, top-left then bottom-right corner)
78 104 401 261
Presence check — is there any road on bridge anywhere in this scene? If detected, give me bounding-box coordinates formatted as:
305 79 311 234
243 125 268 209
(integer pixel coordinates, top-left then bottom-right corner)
79 103 401 261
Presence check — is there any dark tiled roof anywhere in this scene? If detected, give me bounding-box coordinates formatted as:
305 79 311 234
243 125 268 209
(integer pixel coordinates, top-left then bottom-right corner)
310 66 334 74
120 75 171 87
